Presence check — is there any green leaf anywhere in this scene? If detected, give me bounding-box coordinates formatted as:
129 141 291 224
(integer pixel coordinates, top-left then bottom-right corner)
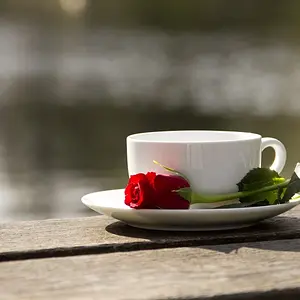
237 168 286 205
175 187 192 202
153 160 189 181
281 163 300 203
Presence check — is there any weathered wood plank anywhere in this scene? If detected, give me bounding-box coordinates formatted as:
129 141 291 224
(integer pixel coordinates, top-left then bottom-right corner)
1 207 300 261
1 239 300 300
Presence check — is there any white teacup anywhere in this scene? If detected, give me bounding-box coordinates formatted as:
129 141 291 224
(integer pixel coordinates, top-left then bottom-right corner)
126 131 286 198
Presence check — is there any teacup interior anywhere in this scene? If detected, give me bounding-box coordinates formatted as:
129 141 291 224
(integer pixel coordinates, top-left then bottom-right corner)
128 130 260 143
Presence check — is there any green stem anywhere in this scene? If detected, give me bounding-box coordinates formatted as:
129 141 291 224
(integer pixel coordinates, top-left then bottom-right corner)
190 179 290 204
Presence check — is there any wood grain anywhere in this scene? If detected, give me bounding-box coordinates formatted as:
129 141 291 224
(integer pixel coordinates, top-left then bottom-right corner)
1 207 300 261
1 239 300 300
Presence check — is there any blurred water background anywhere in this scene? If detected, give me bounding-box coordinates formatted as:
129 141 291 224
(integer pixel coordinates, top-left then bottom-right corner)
1 0 300 221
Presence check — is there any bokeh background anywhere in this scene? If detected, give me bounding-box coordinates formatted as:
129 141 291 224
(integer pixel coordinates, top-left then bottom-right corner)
1 0 300 221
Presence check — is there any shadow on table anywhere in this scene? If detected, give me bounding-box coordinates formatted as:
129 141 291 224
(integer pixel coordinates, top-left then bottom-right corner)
105 215 300 253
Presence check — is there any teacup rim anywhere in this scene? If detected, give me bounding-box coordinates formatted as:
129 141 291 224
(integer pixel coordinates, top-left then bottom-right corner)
127 130 262 143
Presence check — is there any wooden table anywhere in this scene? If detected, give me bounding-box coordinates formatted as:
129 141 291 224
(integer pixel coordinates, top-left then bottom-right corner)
1 207 300 300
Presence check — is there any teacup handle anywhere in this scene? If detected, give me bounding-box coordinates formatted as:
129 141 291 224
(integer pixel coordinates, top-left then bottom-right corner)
261 137 287 174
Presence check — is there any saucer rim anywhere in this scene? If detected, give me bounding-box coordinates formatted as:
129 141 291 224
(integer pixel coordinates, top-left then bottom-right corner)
81 188 300 213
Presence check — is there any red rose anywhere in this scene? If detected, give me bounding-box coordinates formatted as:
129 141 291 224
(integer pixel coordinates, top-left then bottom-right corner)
124 172 156 209
125 172 190 209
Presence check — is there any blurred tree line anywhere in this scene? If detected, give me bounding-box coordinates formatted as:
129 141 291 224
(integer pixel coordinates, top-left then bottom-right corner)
0 0 300 35
0 0 299 177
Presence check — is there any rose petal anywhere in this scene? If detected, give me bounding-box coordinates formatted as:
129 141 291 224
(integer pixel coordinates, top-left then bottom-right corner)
127 173 148 185
145 172 156 187
156 194 190 209
125 173 156 209
153 174 190 209
154 174 190 191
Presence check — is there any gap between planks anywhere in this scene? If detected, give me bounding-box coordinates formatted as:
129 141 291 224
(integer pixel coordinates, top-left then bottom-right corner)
1 207 300 262
2 239 300 300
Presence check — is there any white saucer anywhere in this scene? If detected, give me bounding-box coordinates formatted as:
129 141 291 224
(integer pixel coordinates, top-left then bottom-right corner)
81 189 300 231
